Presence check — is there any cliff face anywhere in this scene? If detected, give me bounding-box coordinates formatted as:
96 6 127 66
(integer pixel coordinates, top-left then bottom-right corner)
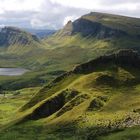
60 20 73 36
73 49 140 74
56 12 140 38
0 27 39 46
58 18 127 38
72 18 127 38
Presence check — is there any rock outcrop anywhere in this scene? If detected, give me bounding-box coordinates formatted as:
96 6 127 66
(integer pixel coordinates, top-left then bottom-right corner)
25 89 79 120
73 49 140 74
48 49 140 84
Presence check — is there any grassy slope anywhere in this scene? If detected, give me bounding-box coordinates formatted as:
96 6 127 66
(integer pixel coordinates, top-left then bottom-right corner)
0 13 140 91
0 87 41 126
0 65 140 139
82 12 140 35
0 13 140 139
43 34 140 69
97 126 140 140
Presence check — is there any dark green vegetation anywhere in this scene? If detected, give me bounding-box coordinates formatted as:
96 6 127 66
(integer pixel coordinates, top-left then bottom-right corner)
0 12 140 140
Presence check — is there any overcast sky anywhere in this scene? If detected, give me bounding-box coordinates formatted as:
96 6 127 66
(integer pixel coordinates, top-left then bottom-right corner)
0 0 139 29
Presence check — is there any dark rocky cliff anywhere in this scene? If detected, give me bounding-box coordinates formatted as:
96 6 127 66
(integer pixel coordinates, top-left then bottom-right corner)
73 49 140 74
48 49 140 85
59 18 127 38
72 18 127 38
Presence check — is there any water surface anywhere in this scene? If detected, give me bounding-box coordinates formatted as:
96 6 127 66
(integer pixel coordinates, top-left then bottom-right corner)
0 68 29 76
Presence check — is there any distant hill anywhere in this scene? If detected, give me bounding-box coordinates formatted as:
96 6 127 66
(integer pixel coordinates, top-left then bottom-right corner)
56 12 140 37
0 26 44 55
25 28 56 39
0 26 39 47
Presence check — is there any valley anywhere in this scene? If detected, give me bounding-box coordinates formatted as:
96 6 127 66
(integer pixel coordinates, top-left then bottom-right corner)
0 12 140 140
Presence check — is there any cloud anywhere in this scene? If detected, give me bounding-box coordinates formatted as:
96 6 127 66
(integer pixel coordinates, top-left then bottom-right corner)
29 0 88 29
63 16 78 25
0 0 139 29
50 0 140 17
51 0 140 9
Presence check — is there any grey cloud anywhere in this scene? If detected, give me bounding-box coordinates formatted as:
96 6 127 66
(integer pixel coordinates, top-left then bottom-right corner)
99 0 140 5
30 0 88 29
0 0 88 29
0 10 37 28
0 0 139 29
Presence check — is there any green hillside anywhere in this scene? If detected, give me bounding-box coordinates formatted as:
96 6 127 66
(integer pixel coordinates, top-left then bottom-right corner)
43 12 140 72
82 12 140 35
0 50 140 140
0 12 140 140
1 13 140 72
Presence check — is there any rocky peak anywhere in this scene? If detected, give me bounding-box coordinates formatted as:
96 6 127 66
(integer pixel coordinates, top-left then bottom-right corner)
59 20 73 36
67 20 72 24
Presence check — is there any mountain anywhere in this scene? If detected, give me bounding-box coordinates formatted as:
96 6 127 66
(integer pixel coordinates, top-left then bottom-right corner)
57 18 127 38
0 26 39 46
82 12 140 35
44 12 140 53
0 26 43 55
0 12 140 89
42 12 140 74
1 49 140 140
0 12 140 140
57 12 140 37
0 13 140 70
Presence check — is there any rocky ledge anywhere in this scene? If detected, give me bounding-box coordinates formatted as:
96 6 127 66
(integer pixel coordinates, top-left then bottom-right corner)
73 49 140 74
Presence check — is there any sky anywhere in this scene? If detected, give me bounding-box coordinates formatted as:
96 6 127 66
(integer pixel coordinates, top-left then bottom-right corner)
0 0 139 29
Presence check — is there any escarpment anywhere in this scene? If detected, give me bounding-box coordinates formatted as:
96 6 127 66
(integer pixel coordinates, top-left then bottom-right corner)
58 18 127 38
46 49 140 85
72 18 127 38
73 49 140 74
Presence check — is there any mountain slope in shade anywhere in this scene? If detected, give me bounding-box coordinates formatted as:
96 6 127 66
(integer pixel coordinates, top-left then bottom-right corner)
0 26 39 46
0 26 45 55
